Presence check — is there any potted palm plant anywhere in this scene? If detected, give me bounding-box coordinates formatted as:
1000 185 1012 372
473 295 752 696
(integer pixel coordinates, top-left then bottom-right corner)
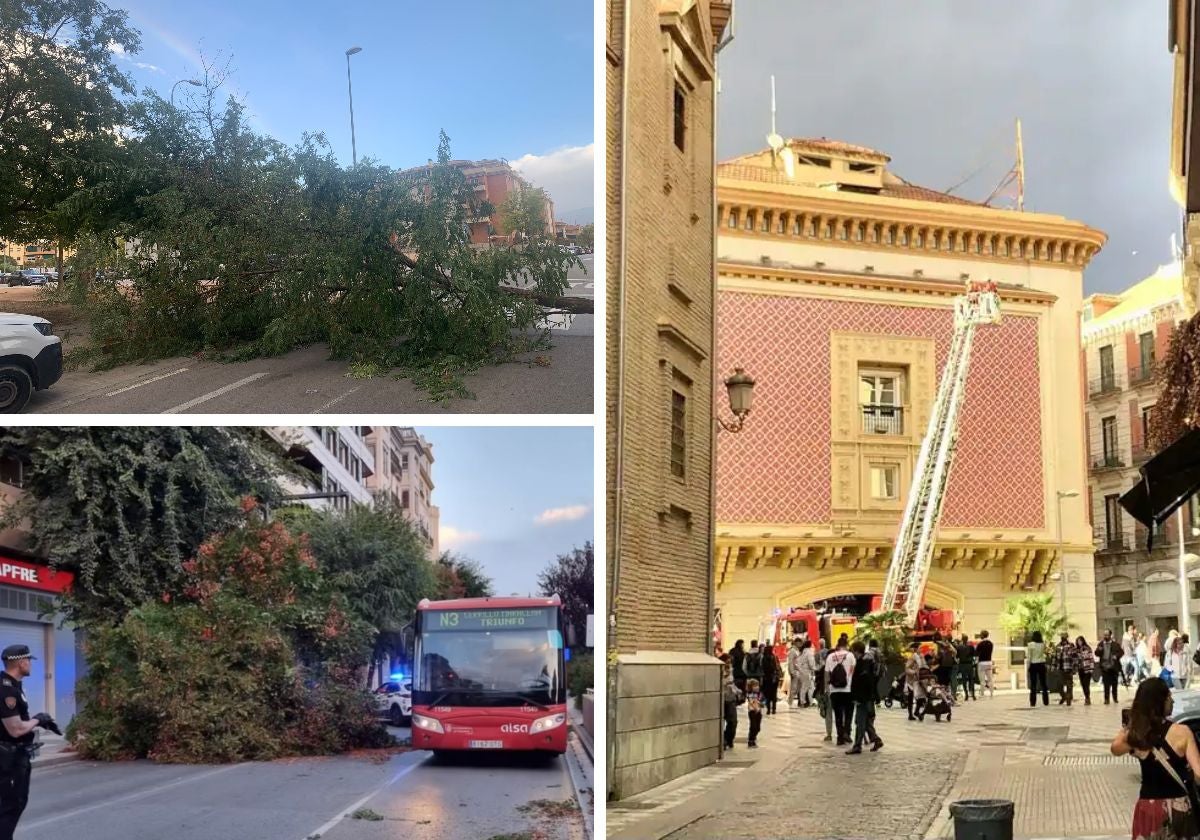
998 592 1075 693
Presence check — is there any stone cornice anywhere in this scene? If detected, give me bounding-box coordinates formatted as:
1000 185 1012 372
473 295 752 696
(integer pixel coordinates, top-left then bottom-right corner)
717 260 1059 307
659 7 715 81
717 182 1106 270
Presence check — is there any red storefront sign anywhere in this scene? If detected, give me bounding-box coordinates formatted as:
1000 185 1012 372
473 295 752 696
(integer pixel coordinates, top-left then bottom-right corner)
0 556 73 594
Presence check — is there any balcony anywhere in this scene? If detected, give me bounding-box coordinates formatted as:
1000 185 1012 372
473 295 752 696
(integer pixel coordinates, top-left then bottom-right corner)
1088 375 1121 398
1095 532 1132 553
1091 453 1125 472
861 404 904 435
1129 362 1158 387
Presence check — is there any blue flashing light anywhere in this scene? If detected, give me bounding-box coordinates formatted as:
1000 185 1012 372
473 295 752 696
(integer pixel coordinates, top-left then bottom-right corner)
564 648 572 662
389 673 406 681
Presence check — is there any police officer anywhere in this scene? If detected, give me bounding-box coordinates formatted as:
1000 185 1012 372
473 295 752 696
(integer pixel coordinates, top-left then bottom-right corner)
0 644 60 840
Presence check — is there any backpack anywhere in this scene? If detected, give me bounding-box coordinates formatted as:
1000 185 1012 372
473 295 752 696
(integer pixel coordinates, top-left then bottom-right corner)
829 653 849 689
939 644 957 668
745 651 763 678
1192 646 1200 667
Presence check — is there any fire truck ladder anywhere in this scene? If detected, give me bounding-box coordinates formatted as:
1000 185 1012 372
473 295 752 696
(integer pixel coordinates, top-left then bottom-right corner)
880 282 1002 624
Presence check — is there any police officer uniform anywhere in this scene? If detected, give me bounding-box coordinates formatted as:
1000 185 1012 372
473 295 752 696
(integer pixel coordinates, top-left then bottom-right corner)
0 645 38 840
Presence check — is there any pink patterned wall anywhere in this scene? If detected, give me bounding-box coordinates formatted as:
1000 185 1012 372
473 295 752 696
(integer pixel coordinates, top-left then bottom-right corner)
716 292 1045 531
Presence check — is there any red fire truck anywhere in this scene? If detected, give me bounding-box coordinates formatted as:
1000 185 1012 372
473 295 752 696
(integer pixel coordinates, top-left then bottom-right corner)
409 595 568 756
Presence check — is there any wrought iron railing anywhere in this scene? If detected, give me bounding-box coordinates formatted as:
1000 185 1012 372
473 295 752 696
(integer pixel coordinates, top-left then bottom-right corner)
861 404 904 435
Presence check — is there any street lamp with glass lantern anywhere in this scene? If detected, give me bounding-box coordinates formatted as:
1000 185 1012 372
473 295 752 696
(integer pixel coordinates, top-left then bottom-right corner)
344 46 362 166
1055 490 1079 619
717 368 755 433
170 78 202 108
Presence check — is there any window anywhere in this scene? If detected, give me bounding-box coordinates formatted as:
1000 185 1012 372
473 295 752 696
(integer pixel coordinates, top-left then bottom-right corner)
859 369 905 434
1139 331 1155 372
1107 589 1134 606
1099 345 1115 389
673 84 686 151
727 211 738 229
870 464 898 500
401 490 410 509
1146 572 1177 605
1101 416 1118 461
848 162 877 173
859 372 900 407
1142 407 1154 446
1105 494 1123 544
1191 579 1200 600
402 454 409 470
670 391 687 478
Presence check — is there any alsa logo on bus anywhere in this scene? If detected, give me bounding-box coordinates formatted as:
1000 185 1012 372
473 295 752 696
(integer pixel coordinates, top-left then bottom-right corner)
500 723 530 734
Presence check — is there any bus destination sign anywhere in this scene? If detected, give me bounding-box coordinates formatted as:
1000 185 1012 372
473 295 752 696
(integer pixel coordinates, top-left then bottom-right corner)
427 608 552 631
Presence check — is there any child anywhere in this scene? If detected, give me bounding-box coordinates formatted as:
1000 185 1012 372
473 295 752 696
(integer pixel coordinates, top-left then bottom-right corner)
722 663 743 749
745 677 764 748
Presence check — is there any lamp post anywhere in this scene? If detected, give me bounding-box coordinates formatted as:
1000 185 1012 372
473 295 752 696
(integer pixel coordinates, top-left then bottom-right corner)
170 78 202 108
717 368 756 433
1055 490 1079 620
344 46 362 166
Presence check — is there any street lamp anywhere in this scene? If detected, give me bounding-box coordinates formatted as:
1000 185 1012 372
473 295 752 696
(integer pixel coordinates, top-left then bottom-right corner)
344 46 362 167
1055 490 1079 619
717 368 756 433
170 78 202 108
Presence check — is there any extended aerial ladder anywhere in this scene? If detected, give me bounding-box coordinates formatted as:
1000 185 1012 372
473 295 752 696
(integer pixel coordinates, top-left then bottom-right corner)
879 280 1002 624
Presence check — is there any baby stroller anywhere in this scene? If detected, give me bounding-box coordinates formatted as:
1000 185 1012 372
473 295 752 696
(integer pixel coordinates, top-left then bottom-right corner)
919 680 954 722
882 673 907 709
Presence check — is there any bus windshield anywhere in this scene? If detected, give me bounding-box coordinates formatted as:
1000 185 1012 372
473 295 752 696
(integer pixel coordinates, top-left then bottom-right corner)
414 608 566 707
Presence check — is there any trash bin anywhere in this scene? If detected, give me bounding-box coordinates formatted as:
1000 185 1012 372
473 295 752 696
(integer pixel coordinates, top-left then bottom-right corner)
948 799 1014 840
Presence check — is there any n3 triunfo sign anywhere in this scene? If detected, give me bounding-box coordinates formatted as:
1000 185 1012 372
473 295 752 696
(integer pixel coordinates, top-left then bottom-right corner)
0 556 73 594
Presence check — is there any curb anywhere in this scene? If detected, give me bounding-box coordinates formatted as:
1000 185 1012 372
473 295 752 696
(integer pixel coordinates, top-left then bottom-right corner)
570 719 594 762
33 752 78 769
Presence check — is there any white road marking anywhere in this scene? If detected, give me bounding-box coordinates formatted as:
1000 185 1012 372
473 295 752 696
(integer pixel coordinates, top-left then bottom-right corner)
104 367 189 397
162 372 269 414
298 761 421 840
22 764 240 830
314 386 362 414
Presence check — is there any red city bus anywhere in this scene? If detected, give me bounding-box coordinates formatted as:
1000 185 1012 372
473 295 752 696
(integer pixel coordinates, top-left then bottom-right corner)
409 595 568 755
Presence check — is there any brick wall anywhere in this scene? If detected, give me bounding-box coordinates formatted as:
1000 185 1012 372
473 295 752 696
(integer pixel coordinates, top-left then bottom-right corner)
607 1 720 656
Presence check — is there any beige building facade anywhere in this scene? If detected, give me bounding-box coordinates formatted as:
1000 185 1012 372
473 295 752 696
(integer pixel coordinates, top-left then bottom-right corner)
607 0 732 800
714 138 1104 686
364 427 439 558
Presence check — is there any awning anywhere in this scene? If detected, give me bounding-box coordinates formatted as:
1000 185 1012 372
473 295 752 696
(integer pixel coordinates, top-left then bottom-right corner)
1119 427 1200 549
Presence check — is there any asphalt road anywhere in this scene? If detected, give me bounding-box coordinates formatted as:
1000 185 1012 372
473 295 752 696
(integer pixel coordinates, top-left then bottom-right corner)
16 255 594 414
17 735 587 840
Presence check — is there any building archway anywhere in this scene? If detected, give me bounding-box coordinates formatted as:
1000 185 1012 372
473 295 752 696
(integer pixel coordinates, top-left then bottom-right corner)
769 571 966 616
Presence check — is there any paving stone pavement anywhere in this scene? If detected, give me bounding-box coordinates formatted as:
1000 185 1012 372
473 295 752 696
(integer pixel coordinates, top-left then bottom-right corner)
606 690 1143 840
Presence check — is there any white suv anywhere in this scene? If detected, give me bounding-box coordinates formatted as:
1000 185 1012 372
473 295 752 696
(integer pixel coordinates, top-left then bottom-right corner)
374 678 412 727
0 313 62 412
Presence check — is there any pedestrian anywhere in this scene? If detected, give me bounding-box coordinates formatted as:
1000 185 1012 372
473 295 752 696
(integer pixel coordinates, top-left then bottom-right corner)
1076 636 1095 706
824 635 856 746
1166 632 1184 689
1111 677 1200 840
1183 634 1194 690
975 630 995 698
745 678 764 748
955 634 977 701
1027 630 1050 707
1122 625 1137 687
731 639 747 693
934 633 956 691
1150 629 1163 676
797 640 816 708
786 637 804 709
761 643 781 715
722 661 743 750
847 640 883 754
744 640 765 689
905 641 926 720
1137 632 1152 682
815 639 834 742
0 644 60 840
1097 629 1123 705
1054 631 1079 706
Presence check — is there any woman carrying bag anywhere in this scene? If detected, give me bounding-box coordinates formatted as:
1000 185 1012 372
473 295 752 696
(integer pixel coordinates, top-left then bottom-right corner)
1111 678 1200 840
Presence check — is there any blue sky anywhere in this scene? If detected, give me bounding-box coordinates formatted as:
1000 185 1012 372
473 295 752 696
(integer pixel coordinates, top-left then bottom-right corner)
418 427 593 597
108 0 595 215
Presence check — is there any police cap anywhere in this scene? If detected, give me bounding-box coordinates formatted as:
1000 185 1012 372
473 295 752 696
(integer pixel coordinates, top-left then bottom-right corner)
1 645 35 662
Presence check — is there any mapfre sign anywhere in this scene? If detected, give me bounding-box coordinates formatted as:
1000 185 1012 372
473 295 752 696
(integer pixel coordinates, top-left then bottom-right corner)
0 557 73 594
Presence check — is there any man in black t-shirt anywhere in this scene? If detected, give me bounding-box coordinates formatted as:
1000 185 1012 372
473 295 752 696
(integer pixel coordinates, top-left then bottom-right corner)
975 631 995 698
0 644 60 840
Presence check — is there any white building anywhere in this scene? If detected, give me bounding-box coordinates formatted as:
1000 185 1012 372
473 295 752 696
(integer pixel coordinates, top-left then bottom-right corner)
365 427 440 557
265 426 375 510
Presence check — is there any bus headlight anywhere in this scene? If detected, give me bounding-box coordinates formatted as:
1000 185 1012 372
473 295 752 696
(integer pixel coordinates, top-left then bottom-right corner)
530 713 566 734
411 713 444 734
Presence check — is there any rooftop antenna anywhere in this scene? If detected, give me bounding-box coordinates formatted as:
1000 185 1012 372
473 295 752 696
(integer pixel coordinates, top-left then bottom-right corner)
765 75 794 178
1015 118 1025 212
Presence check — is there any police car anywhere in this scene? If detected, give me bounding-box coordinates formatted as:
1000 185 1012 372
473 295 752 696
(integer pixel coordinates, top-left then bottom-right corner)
375 675 412 727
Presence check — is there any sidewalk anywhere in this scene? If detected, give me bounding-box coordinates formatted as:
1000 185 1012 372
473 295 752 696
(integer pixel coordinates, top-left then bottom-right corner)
32 733 77 769
607 690 1139 839
567 701 595 840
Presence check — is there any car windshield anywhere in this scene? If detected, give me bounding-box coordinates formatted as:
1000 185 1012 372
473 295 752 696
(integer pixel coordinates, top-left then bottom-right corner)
414 608 565 707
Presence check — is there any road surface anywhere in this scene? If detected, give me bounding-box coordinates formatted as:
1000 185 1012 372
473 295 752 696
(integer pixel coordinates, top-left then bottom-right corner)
18 731 588 840
14 255 594 414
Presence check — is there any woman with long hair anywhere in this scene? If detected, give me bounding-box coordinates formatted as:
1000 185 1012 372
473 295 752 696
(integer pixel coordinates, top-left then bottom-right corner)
1076 636 1096 706
1027 630 1049 707
1112 678 1200 839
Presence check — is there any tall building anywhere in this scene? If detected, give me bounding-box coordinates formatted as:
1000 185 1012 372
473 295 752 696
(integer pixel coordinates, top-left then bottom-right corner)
0 239 62 268
1084 262 1200 638
364 427 440 557
266 426 376 511
607 0 733 800
713 137 1105 687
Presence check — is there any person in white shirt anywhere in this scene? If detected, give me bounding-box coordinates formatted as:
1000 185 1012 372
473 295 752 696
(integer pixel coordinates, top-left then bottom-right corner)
786 637 803 708
824 635 857 745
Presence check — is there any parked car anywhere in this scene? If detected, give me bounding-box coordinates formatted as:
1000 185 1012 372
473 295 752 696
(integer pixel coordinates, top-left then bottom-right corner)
374 677 412 727
18 269 47 286
0 313 62 412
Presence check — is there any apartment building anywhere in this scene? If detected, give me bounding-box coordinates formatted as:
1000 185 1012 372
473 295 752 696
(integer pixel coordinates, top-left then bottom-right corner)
364 427 440 557
1084 262 1200 638
266 426 375 511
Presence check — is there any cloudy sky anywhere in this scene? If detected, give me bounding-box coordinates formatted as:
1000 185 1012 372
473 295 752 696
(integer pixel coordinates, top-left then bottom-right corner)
107 0 594 215
420 427 593 598
718 1 1179 295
